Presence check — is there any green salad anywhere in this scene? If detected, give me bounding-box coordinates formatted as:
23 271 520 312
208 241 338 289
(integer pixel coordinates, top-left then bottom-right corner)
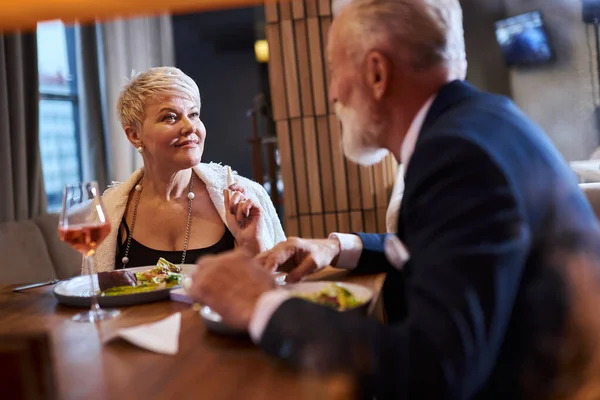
100 257 184 297
291 284 362 311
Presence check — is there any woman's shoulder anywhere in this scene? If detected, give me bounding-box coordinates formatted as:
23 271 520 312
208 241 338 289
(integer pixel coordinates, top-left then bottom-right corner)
101 169 143 206
101 180 122 200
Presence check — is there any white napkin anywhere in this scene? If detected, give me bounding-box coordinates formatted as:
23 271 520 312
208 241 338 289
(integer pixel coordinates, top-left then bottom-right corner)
115 312 181 355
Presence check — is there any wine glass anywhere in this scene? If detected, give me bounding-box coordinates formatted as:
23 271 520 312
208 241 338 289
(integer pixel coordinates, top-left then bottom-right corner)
58 181 120 322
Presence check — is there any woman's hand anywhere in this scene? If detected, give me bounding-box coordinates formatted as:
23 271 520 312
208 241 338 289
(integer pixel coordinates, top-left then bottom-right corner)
224 184 264 256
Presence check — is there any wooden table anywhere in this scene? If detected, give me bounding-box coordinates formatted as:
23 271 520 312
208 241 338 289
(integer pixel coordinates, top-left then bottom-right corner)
0 269 385 400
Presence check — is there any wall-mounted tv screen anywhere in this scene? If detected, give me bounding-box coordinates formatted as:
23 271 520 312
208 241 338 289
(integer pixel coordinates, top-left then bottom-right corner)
495 10 554 67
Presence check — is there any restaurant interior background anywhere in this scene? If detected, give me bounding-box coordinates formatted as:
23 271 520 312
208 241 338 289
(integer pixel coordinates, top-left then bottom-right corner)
2 0 599 235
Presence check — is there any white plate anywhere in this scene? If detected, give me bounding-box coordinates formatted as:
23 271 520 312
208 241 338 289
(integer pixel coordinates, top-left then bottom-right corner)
284 281 373 312
200 281 373 336
53 264 196 308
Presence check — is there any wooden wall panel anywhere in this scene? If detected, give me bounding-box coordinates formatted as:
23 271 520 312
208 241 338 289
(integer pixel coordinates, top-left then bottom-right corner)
363 210 377 233
275 121 297 216
281 20 301 118
300 215 313 237
290 119 310 214
346 160 362 210
316 117 335 212
337 212 350 233
293 20 314 115
265 1 278 22
377 207 387 233
265 24 287 121
291 0 304 19
279 0 292 20
328 115 348 211
285 216 300 237
266 0 398 238
307 18 327 116
359 166 375 210
324 213 337 235
318 0 331 16
320 17 332 104
311 215 326 238
373 161 387 209
350 211 363 232
303 118 323 214
306 0 318 17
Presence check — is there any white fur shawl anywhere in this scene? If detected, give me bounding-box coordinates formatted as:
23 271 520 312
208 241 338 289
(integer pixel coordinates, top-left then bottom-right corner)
87 163 286 273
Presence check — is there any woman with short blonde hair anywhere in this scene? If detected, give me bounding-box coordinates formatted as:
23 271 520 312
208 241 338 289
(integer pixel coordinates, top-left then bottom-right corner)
89 67 285 273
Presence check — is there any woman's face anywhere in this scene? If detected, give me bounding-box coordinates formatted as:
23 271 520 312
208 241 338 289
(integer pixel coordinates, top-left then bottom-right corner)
135 93 206 171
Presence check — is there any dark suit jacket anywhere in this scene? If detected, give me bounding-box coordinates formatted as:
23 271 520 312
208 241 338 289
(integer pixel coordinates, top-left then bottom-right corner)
259 80 600 399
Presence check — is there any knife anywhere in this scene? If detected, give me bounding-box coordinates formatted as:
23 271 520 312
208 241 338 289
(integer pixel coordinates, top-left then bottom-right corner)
13 279 60 292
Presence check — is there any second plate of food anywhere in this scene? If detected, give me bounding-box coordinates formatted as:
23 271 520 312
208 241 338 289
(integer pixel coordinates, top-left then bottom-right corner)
200 281 373 336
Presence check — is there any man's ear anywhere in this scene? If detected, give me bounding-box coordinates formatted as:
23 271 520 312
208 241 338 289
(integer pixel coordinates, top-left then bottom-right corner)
124 126 142 148
363 50 391 101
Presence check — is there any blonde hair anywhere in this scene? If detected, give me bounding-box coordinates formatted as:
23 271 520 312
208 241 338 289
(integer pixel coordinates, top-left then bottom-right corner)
335 0 467 79
116 66 201 129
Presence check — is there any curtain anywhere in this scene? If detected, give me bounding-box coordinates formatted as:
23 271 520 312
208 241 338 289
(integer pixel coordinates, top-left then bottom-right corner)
0 33 47 222
100 15 175 182
75 24 110 191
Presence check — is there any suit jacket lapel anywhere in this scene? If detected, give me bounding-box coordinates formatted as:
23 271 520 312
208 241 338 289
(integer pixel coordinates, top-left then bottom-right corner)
397 80 480 248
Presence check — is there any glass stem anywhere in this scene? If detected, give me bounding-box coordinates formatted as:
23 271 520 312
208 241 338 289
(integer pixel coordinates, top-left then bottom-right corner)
85 254 101 312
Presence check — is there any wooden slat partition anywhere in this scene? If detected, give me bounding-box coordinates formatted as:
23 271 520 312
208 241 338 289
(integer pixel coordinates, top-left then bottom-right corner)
291 0 304 18
316 117 335 212
266 0 398 237
275 121 297 217
289 119 310 214
285 216 300 237
377 207 388 233
337 212 350 233
303 118 323 214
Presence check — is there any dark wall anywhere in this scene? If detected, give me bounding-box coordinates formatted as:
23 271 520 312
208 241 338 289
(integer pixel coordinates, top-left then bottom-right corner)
461 0 512 96
503 0 599 161
460 0 599 161
172 7 265 178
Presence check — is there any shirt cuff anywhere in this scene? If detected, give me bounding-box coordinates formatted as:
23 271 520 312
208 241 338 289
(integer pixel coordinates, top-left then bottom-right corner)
328 232 363 270
248 289 291 343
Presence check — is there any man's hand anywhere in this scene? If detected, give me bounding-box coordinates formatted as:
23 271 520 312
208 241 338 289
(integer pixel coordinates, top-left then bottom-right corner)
255 237 341 282
189 249 275 330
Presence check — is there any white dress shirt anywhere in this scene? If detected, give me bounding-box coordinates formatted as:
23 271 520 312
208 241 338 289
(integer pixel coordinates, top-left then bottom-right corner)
248 95 437 343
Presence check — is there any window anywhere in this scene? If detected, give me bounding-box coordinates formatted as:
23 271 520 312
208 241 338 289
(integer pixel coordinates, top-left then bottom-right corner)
37 21 82 212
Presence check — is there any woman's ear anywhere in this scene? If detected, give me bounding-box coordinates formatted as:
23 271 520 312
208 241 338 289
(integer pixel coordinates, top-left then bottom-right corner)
124 126 142 148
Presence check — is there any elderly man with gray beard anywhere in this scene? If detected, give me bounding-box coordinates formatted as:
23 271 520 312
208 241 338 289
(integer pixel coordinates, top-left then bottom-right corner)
188 0 600 398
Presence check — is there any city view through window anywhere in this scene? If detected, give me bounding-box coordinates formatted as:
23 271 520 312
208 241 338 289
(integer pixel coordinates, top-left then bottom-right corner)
37 21 81 211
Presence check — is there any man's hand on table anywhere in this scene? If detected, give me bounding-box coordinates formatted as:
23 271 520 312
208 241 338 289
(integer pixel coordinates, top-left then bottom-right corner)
189 249 275 331
255 237 342 282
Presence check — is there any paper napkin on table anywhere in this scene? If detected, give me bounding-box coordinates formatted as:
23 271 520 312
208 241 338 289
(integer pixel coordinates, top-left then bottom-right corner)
114 312 181 355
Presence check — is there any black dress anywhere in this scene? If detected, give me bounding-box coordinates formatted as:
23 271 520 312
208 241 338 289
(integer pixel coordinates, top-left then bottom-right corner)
114 217 235 269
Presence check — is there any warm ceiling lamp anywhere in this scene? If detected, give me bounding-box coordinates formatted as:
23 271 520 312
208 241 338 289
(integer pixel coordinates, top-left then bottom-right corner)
254 40 270 63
